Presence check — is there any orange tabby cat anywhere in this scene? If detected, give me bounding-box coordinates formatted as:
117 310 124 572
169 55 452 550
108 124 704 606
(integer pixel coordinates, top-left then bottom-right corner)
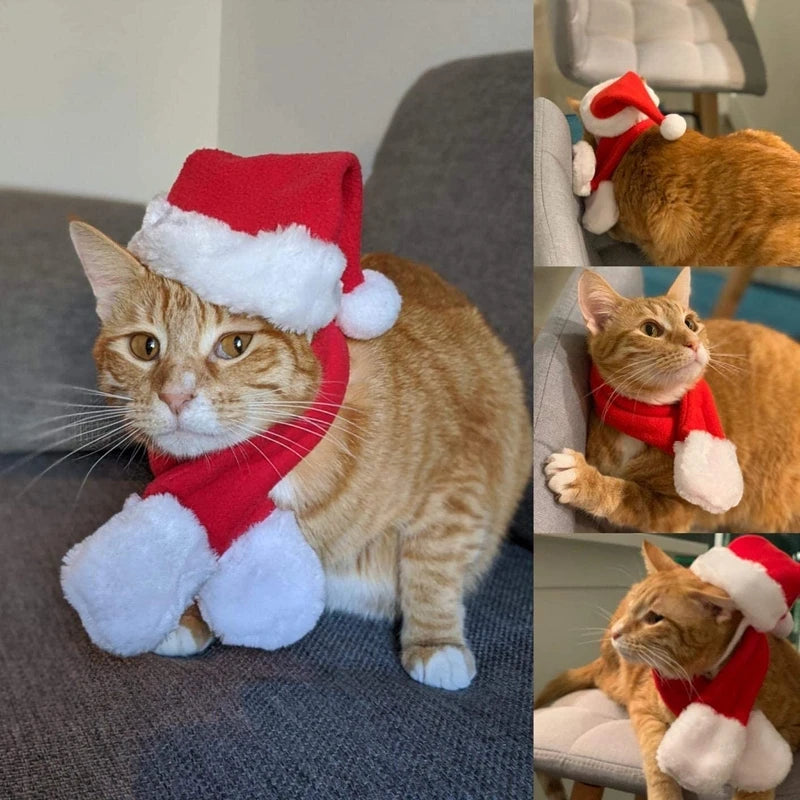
604 127 800 266
69 221 532 690
535 541 800 800
545 268 800 533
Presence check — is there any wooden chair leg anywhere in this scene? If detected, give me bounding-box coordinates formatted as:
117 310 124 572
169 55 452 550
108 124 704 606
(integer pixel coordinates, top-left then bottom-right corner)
712 265 757 318
634 795 647 800
693 92 720 137
570 782 605 800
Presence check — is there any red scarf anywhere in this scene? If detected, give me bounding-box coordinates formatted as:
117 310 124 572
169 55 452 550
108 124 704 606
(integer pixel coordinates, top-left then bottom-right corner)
590 118 655 191
143 321 349 554
589 363 726 454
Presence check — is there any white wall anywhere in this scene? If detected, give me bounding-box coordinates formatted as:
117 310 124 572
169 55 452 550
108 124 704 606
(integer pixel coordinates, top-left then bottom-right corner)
0 0 221 202
217 0 533 178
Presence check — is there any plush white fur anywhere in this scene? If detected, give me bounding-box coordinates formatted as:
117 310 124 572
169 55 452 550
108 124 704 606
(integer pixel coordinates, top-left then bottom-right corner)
731 709 793 791
656 702 745 794
406 645 476 690
672 431 743 514
579 77 656 138
197 509 325 649
691 546 788 633
60 493 216 657
336 268 401 340
128 195 346 335
773 612 794 639
572 140 596 197
582 180 619 234
660 113 687 141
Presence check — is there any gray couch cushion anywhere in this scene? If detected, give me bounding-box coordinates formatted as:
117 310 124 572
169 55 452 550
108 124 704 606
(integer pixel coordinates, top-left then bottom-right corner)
0 454 532 800
0 190 145 453
533 266 642 533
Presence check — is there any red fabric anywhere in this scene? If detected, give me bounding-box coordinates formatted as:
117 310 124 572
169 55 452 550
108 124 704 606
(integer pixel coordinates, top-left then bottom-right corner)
590 71 665 125
166 149 365 291
143 322 349 555
589 119 656 191
589 364 726 454
730 536 800 611
653 626 769 725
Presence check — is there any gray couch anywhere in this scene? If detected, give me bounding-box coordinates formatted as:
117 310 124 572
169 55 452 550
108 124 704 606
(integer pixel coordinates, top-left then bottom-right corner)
533 96 647 267
0 53 532 799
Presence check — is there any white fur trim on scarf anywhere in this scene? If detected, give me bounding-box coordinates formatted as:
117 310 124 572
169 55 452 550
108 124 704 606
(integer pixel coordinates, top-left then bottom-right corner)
673 430 743 514
60 493 216 657
656 702 745 794
336 269 401 339
572 140 596 197
691 546 788 633
582 180 619 234
731 709 793 792
197 509 325 650
579 77 655 138
128 195 346 335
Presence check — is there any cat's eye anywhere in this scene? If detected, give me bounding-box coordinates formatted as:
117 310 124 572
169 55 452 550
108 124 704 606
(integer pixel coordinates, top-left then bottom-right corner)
685 317 698 331
129 333 160 361
215 333 253 360
643 611 664 625
641 321 663 337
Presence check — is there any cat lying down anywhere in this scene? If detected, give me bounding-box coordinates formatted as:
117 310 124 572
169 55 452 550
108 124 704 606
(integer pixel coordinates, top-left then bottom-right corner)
571 72 800 266
546 268 800 533
535 539 800 799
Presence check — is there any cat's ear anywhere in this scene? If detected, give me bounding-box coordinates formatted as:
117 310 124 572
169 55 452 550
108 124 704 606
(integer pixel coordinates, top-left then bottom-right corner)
69 220 145 323
578 270 623 335
666 267 691 308
641 540 678 574
691 587 737 623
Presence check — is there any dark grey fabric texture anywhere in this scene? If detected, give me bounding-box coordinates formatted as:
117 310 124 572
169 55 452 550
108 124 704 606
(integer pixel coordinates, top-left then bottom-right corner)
0 190 145 453
363 52 533 545
0 454 532 800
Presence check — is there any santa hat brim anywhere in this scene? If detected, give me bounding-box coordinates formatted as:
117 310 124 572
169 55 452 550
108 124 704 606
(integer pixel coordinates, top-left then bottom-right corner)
691 545 788 633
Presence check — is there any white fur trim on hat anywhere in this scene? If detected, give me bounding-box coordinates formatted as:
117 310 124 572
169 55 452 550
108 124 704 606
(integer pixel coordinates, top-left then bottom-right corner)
582 180 619 234
197 509 325 650
673 430 743 514
128 195 346 335
691 546 788 633
61 493 217 657
579 77 654 138
656 702 745 794
773 612 795 638
337 269 401 339
731 709 793 791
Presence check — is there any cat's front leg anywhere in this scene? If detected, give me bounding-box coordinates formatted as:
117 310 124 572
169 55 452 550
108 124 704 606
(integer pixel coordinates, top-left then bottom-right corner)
628 705 684 800
545 449 695 533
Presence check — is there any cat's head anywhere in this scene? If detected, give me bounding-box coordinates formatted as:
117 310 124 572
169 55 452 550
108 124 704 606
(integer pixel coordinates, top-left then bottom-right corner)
579 268 709 403
607 541 741 678
70 220 321 459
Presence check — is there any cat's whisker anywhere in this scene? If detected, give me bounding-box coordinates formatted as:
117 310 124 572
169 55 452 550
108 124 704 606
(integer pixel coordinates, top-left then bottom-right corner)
74 427 141 503
22 413 131 442
42 383 135 402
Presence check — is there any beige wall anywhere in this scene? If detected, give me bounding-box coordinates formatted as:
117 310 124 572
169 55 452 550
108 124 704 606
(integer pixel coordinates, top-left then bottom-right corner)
217 0 533 179
0 0 222 202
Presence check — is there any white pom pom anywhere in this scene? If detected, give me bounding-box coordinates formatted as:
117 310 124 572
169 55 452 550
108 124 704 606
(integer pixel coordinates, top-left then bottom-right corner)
336 269 401 339
660 114 686 141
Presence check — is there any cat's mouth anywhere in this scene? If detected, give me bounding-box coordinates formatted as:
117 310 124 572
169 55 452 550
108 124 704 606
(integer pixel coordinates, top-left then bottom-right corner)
612 637 681 678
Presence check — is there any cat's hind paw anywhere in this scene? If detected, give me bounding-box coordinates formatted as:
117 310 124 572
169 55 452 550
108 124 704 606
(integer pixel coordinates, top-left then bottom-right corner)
545 448 586 504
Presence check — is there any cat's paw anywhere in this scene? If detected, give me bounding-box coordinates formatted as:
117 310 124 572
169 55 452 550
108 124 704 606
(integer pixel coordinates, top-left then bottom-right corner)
545 448 589 504
572 141 595 197
152 622 214 657
402 644 476 690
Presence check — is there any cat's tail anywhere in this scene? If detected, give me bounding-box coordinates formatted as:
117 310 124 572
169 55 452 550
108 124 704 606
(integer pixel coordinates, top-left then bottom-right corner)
534 660 602 800
534 659 600 709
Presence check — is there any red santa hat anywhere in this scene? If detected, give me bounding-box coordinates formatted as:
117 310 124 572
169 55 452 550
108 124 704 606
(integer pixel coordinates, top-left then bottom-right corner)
579 71 687 141
589 365 743 514
691 535 800 637
128 149 401 340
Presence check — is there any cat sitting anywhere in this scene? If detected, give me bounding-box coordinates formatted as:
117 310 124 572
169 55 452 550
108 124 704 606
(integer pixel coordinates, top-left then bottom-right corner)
572 72 800 266
546 267 800 533
535 540 800 800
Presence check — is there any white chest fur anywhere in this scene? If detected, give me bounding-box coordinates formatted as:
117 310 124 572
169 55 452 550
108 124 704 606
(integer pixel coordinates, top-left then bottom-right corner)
615 433 645 468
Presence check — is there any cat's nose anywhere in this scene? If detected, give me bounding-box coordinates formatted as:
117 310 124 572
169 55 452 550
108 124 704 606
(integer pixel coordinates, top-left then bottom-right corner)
159 390 196 414
685 340 699 351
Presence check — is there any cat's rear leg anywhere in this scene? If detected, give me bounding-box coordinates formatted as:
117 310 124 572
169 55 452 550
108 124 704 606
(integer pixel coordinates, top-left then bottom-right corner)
398 491 486 690
153 602 214 657
545 449 696 533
